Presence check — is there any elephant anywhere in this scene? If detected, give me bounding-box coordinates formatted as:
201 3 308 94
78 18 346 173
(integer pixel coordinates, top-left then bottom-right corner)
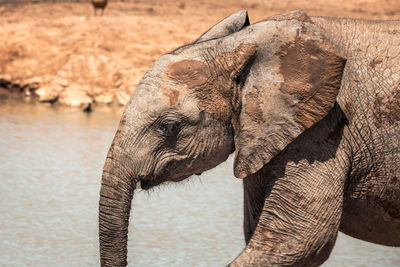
98 9 400 266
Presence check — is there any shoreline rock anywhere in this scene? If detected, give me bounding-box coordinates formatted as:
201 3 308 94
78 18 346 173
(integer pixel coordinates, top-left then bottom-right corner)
0 76 131 108
34 84 63 103
58 83 92 107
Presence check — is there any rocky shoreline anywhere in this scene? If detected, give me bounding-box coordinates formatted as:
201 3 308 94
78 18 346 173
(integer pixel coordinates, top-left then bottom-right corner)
0 73 130 109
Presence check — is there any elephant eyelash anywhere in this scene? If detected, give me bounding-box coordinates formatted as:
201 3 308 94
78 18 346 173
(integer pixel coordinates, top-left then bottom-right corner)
159 121 182 137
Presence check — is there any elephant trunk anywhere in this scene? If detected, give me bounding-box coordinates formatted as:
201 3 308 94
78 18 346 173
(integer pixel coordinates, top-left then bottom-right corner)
99 153 136 267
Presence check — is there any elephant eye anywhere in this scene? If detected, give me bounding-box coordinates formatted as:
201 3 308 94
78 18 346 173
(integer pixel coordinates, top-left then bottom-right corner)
160 121 181 137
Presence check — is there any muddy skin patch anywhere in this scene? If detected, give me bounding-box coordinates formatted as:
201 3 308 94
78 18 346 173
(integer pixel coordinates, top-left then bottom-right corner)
369 56 383 69
165 59 209 88
277 33 346 130
244 86 265 124
162 88 181 106
161 59 209 107
162 43 257 122
374 89 400 127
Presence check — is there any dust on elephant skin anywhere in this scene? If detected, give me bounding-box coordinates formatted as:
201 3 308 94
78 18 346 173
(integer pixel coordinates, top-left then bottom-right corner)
277 35 346 130
374 89 400 127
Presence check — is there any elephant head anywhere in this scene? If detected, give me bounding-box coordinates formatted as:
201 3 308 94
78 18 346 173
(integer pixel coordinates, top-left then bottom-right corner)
99 10 346 266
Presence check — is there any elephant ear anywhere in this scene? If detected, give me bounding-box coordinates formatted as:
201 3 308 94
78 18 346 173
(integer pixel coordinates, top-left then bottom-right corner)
194 10 250 43
233 10 347 178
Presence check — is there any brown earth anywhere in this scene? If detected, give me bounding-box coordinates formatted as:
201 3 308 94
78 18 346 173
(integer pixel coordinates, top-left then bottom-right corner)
0 0 399 108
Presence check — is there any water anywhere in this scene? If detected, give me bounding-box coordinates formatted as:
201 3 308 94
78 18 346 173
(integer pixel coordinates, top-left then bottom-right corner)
0 94 399 266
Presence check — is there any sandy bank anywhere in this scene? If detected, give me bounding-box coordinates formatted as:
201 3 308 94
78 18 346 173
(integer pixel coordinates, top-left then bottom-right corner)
0 0 399 109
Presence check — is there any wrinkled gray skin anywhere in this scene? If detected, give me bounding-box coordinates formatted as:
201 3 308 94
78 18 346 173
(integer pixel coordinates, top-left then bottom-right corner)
99 10 400 266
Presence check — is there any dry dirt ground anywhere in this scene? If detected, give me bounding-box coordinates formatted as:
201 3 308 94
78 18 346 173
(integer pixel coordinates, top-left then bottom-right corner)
0 0 399 107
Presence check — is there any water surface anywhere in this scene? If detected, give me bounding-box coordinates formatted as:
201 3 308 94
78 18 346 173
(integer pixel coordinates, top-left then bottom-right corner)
0 95 399 266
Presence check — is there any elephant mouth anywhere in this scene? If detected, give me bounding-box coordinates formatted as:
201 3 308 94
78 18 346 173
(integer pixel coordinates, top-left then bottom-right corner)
139 177 163 190
140 173 192 190
140 157 197 190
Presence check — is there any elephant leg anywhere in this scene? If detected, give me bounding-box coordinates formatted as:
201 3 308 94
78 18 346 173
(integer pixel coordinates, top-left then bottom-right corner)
233 109 351 266
243 173 270 244
235 160 349 266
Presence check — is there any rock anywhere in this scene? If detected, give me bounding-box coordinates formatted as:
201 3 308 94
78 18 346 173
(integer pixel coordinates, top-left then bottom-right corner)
57 71 68 78
0 74 12 81
53 77 69 87
28 76 43 84
94 92 114 104
58 84 92 107
116 91 130 106
34 84 64 102
112 72 123 88
24 88 31 96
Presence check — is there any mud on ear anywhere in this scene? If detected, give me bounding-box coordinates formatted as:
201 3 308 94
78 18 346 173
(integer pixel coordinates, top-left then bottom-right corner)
233 10 347 178
194 10 250 43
